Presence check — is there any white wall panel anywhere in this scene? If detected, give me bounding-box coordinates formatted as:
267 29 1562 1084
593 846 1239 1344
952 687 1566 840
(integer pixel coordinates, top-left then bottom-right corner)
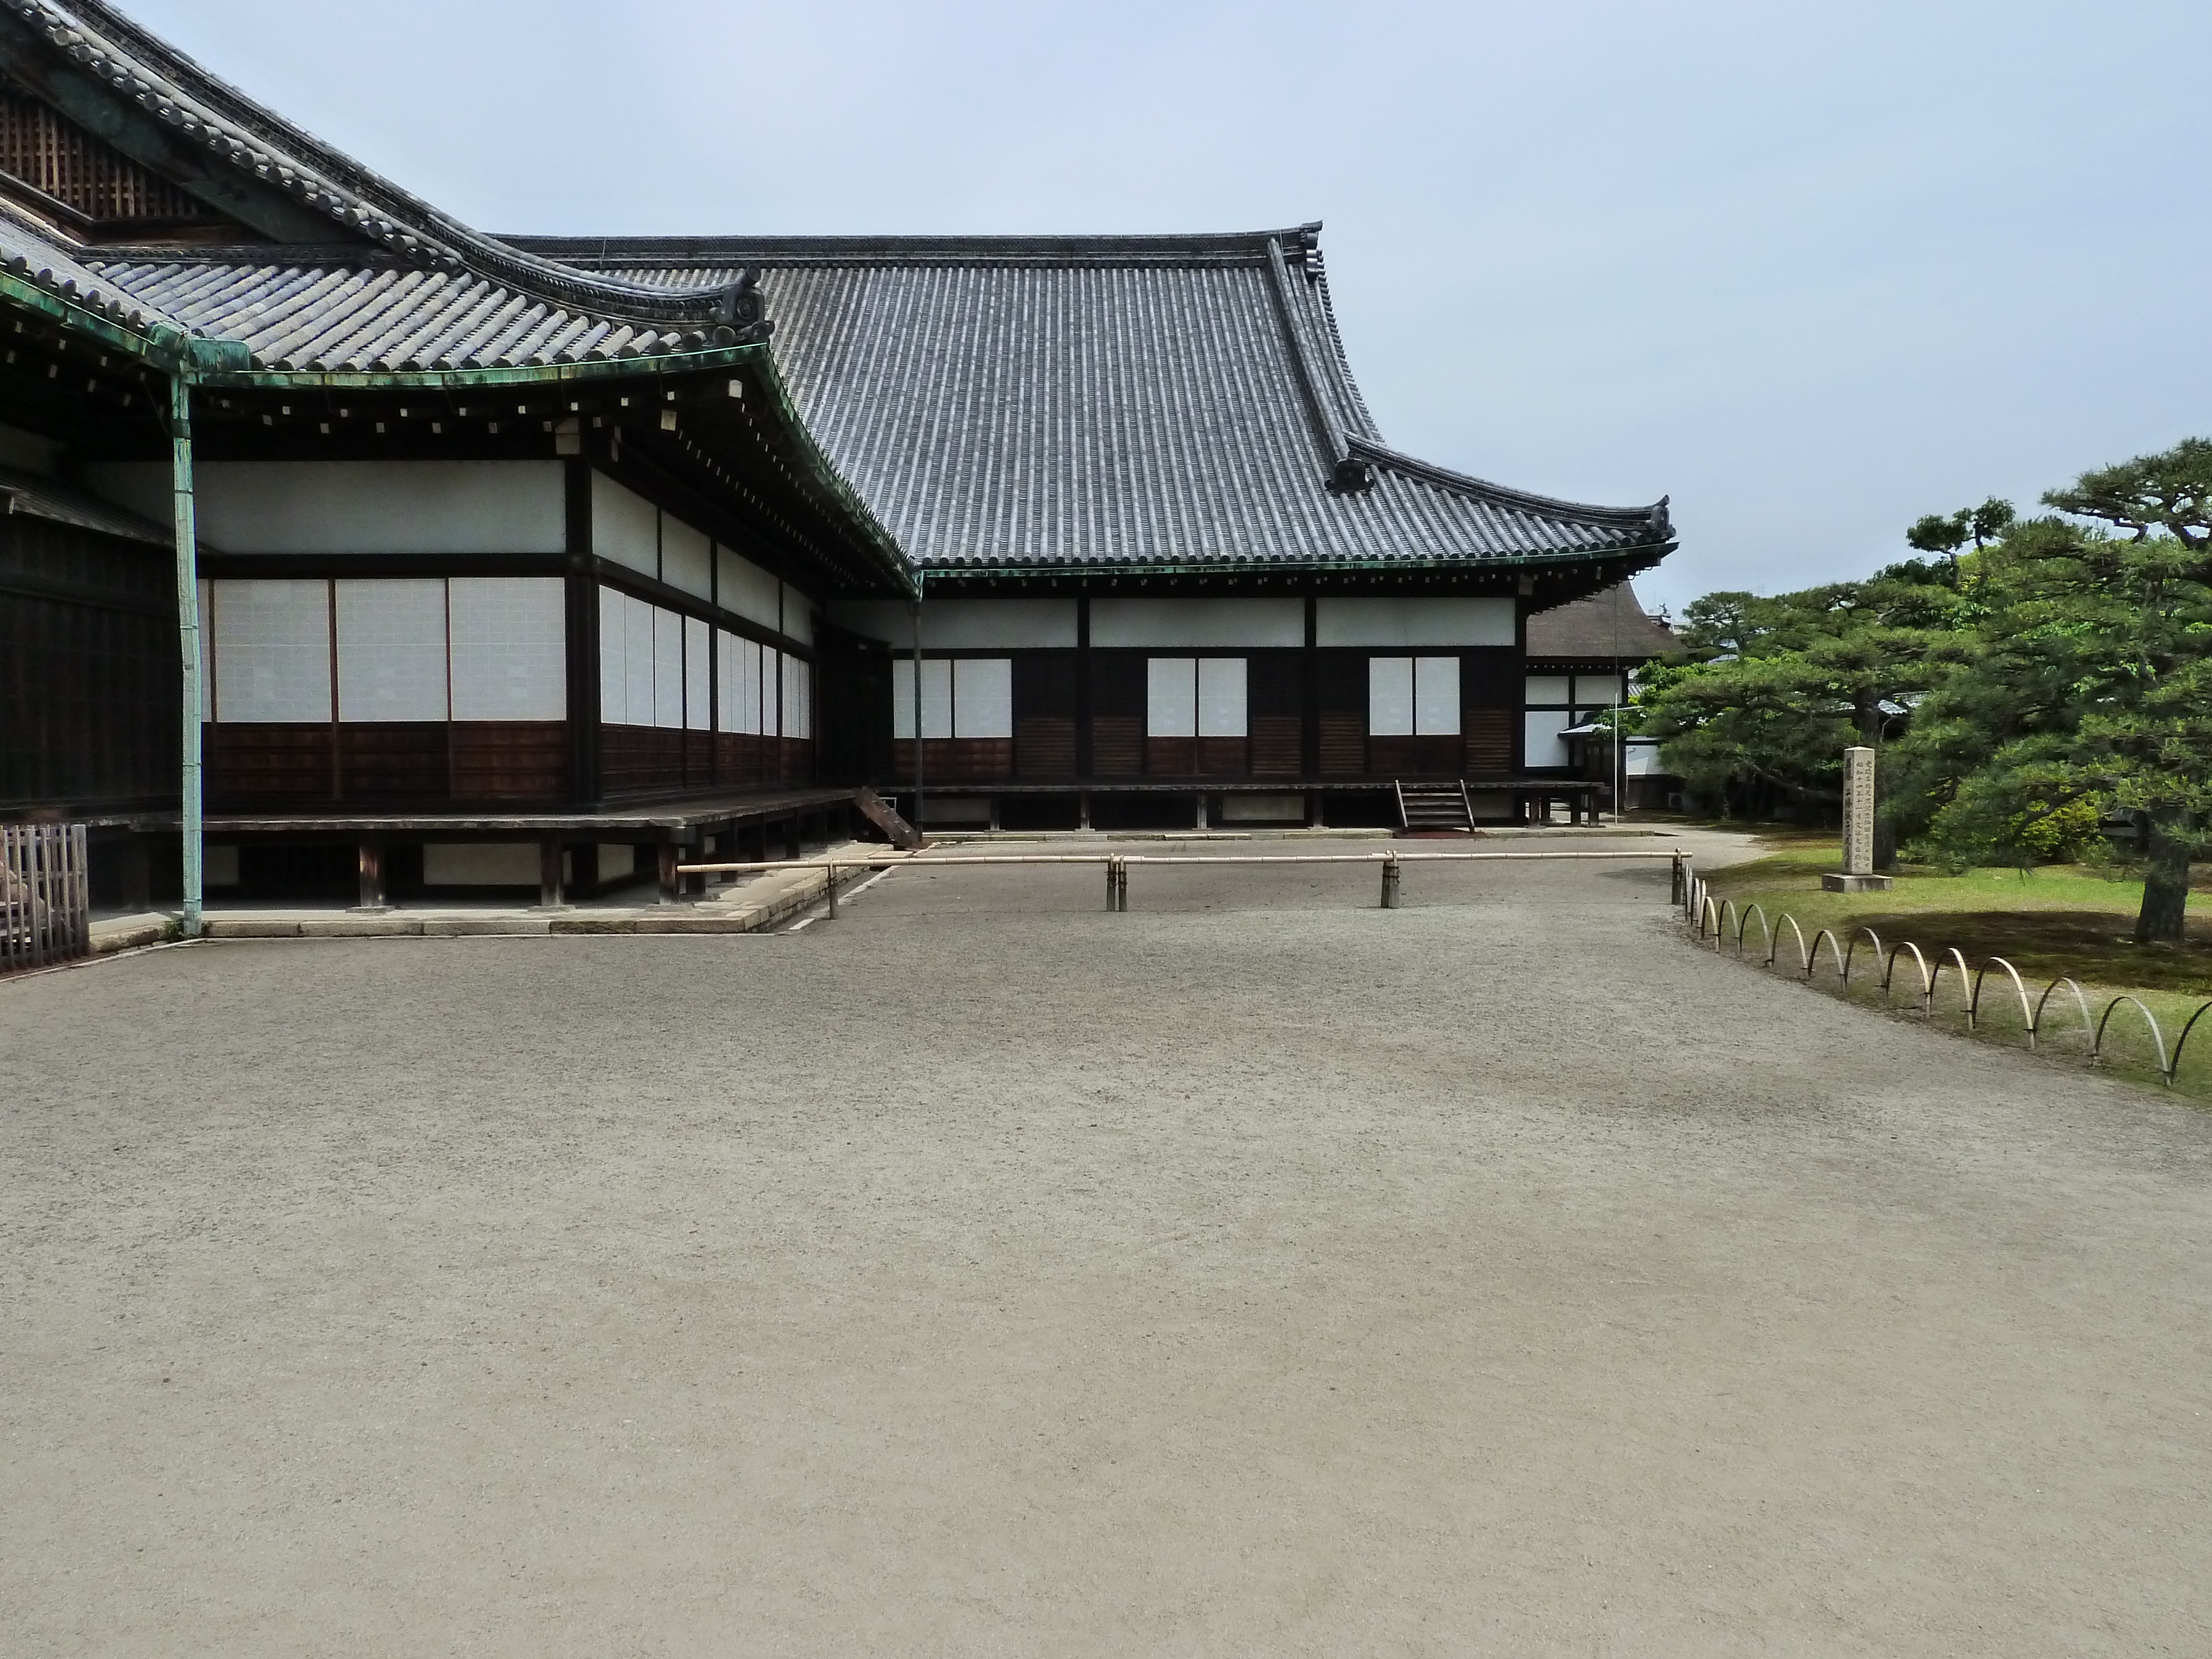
1525 711 1570 768
829 598 1077 649
684 616 712 731
95 461 566 554
1197 658 1247 737
1146 658 1197 736
952 658 1013 739
1093 597 1303 648
1524 675 1572 705
1368 657 1413 736
1574 673 1624 707
336 578 447 722
212 578 331 723
663 517 713 599
450 577 565 722
1318 596 1514 647
653 607 684 729
1413 656 1460 735
717 546 780 630
592 473 659 577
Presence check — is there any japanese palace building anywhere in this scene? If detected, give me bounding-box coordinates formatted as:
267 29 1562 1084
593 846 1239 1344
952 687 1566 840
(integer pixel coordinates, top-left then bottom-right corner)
0 0 1677 905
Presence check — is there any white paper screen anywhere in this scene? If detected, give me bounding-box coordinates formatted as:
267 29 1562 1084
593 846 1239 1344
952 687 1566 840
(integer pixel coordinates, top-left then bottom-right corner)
598 585 628 723
1368 656 1414 736
213 578 331 723
1413 656 1460 735
763 645 783 737
1146 658 1197 737
653 607 684 729
894 658 953 739
1197 658 1246 737
685 615 712 730
336 579 447 722
952 658 1013 738
450 577 565 722
624 594 654 726
782 654 812 738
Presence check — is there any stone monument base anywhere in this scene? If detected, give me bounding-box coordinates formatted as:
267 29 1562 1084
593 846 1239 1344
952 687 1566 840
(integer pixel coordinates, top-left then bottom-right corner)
1822 873 1894 893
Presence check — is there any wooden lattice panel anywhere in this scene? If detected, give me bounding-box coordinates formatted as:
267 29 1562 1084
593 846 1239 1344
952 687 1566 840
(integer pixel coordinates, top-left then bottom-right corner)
0 75 215 225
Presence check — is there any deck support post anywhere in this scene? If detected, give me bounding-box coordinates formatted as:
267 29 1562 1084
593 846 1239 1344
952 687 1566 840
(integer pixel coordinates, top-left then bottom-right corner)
539 838 565 909
1078 790 1092 831
656 842 680 904
1380 853 1401 910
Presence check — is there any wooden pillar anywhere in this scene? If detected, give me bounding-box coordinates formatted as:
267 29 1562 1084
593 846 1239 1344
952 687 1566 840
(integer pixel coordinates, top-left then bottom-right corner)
1078 790 1092 831
539 837 565 909
357 839 387 911
656 842 681 903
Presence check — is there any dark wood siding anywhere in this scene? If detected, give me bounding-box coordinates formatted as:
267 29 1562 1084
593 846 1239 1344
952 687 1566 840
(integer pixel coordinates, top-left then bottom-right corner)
1014 654 1077 779
207 723 335 808
1089 651 1145 777
894 737 1013 782
1317 651 1366 776
1 514 179 812
451 722 568 803
1249 651 1302 777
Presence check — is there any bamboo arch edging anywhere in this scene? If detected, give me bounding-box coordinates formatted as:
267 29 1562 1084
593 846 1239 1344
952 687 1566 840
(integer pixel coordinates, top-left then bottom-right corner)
1680 902 2210 1088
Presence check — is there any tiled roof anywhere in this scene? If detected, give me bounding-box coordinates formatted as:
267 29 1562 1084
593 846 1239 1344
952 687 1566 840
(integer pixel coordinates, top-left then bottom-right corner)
510 229 1675 575
1525 581 1679 661
0 196 179 334
2 1 764 347
77 248 744 371
0 458 168 543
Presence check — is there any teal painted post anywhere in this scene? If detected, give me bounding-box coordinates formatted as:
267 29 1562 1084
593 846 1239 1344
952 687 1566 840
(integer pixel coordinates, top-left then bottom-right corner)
171 371 204 937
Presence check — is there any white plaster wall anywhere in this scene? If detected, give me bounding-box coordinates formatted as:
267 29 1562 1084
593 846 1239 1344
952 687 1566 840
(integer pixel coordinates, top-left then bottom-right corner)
780 582 814 646
93 461 566 554
830 598 1077 649
1092 597 1303 648
662 517 713 599
1525 711 1571 768
1524 675 1572 705
423 844 539 886
1316 597 1514 647
592 473 659 577
717 546 780 631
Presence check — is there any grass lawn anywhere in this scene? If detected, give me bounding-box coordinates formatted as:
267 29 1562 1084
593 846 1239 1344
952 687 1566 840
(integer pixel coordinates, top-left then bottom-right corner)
1694 836 2212 1099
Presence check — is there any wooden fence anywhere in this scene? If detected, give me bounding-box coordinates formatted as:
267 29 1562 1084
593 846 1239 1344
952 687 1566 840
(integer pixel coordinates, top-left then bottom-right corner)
2 822 90 975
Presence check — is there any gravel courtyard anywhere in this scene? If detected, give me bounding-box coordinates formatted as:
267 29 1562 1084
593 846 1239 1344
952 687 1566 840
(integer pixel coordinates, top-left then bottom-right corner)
4 831 2209 1655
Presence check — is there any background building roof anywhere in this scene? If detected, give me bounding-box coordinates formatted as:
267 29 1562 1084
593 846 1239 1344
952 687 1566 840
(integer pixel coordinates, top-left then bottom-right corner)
1524 581 1678 662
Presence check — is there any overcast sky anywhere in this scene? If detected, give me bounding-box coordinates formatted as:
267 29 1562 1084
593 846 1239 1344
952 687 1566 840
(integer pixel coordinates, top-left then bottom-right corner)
122 0 2211 613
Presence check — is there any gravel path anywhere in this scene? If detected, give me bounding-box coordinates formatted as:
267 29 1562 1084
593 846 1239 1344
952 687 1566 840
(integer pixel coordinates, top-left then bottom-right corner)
3 830 2208 1655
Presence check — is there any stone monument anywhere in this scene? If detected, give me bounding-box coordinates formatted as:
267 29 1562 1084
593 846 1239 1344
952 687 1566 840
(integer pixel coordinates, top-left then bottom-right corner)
1823 745 1893 892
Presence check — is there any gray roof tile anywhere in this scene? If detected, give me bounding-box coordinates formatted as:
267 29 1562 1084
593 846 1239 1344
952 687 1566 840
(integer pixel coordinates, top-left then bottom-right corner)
510 229 1675 575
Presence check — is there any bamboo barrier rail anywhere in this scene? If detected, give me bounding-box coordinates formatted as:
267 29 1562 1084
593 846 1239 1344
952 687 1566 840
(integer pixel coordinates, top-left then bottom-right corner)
1676 867 2212 1089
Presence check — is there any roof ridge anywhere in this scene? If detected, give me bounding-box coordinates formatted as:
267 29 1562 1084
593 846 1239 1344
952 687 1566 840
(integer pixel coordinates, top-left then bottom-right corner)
7 1 763 331
503 225 1328 268
1351 435 1672 535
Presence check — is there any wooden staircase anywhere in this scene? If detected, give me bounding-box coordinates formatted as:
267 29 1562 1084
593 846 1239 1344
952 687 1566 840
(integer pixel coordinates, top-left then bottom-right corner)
1394 779 1477 834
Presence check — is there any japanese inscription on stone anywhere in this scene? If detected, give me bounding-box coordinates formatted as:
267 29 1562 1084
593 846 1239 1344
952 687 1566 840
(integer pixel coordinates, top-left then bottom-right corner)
1843 745 1876 876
